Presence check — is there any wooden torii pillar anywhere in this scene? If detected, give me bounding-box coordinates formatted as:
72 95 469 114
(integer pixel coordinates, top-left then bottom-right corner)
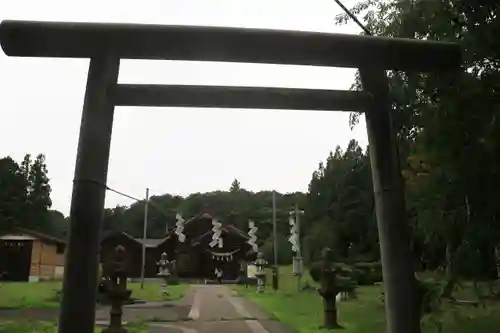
0 20 461 333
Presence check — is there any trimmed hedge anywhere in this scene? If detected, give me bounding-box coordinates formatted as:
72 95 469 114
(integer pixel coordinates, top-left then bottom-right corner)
379 277 446 316
308 260 382 297
309 262 358 294
353 262 382 285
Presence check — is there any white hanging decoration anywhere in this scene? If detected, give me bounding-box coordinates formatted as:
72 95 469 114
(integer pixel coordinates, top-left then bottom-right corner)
209 218 223 248
247 220 259 253
175 213 186 243
288 214 299 253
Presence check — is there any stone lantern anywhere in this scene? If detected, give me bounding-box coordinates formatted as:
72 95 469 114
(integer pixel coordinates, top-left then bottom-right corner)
253 252 267 293
102 245 131 333
156 252 171 295
292 256 304 276
317 247 341 329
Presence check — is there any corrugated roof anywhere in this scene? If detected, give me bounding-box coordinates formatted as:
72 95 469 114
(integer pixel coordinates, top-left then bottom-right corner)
5 227 66 245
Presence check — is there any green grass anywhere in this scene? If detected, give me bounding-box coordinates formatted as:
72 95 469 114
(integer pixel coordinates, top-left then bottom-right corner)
235 266 500 333
0 281 188 309
0 282 61 309
0 320 148 333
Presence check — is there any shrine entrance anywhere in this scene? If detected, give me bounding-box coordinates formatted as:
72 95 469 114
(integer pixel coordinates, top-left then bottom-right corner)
205 248 242 280
0 19 461 333
165 213 252 280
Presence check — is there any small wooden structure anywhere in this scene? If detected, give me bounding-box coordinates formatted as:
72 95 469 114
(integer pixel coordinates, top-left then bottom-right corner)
0 19 461 333
0 227 66 282
100 230 171 278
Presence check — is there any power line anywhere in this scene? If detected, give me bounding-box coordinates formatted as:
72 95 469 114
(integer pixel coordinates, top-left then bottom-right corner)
333 0 372 36
106 186 142 202
74 178 174 220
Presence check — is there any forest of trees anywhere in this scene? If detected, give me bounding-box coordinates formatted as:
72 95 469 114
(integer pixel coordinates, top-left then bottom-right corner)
1 0 499 289
0 153 67 239
334 0 500 281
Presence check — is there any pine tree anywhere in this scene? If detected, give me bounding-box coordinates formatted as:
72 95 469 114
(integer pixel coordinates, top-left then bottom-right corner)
26 154 52 231
0 157 28 232
229 178 241 192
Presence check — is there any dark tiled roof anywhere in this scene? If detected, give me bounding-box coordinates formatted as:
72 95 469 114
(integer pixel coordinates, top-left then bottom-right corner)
101 212 249 249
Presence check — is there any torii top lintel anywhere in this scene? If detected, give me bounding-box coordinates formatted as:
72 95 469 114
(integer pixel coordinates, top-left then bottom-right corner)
0 20 461 72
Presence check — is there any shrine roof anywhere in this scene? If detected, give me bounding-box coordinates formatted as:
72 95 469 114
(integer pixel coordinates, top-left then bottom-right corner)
134 237 169 248
101 229 169 248
183 212 214 224
188 223 250 246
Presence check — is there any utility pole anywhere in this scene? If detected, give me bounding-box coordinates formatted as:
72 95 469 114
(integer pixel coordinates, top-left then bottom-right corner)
272 190 279 290
295 203 302 291
140 188 149 289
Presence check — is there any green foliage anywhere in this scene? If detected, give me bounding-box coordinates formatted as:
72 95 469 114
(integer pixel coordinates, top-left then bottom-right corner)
334 0 500 282
0 281 60 309
0 154 58 235
229 178 241 192
309 261 358 294
0 321 58 333
0 157 28 232
353 262 382 286
0 320 147 333
102 188 306 246
260 233 294 265
303 140 377 264
237 266 500 333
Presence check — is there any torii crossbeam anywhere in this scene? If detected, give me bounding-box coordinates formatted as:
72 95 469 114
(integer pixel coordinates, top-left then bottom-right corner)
0 20 461 333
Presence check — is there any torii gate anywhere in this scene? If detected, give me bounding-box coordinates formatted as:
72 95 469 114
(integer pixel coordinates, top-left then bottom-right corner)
0 20 460 333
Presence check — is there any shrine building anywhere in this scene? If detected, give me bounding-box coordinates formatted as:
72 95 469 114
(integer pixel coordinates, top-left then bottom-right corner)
100 212 255 280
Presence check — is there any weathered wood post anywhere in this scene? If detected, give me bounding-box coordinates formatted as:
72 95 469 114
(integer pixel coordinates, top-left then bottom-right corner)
58 55 120 333
360 67 420 333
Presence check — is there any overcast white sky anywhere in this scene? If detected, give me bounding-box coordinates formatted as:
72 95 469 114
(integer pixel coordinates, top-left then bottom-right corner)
0 0 368 216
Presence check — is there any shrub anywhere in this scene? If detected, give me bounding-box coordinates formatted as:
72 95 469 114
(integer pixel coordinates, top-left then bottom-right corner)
379 277 445 317
309 261 358 295
353 262 382 285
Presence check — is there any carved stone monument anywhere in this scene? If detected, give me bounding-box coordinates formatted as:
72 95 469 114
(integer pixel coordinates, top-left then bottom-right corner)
102 245 131 333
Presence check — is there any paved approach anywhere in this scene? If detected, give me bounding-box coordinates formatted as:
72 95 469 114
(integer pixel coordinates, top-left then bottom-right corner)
148 285 296 333
0 285 296 333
